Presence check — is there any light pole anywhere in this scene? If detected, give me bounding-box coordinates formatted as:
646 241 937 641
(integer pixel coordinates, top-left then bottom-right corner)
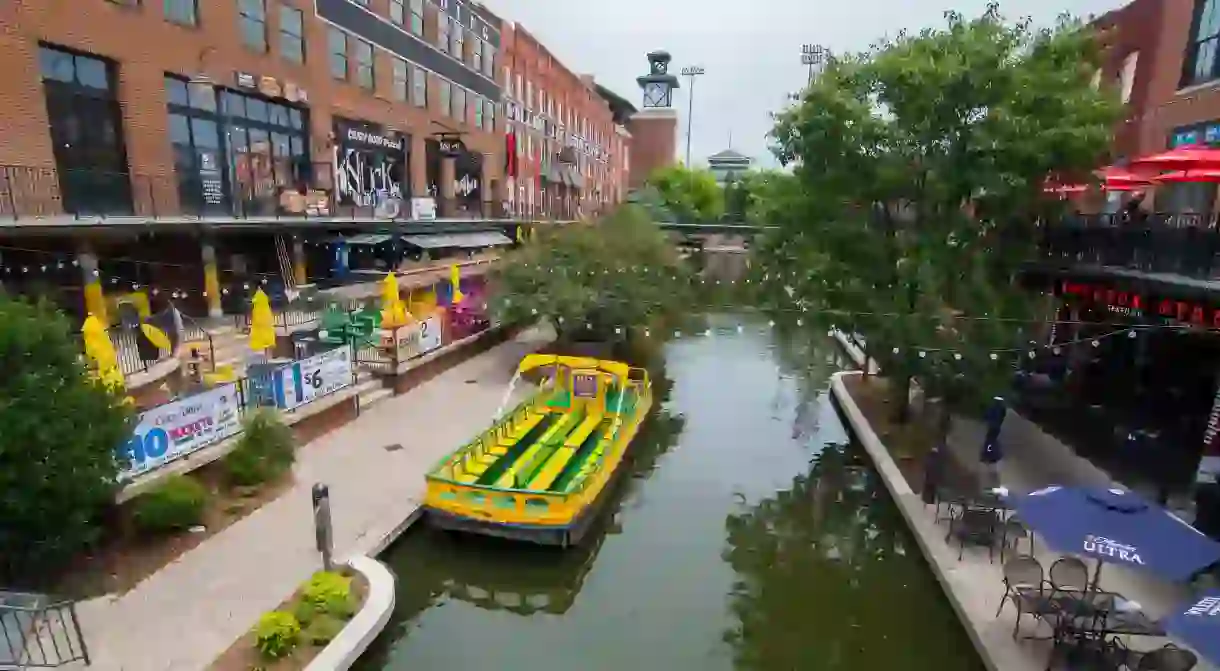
801 44 828 85
680 65 705 167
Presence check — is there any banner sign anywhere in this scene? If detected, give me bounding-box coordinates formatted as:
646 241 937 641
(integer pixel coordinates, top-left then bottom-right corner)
1200 382 1220 485
395 323 421 361
118 383 242 480
278 346 353 411
419 315 443 354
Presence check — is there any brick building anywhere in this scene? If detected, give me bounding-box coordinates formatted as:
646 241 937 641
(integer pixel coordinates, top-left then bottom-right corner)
500 23 628 219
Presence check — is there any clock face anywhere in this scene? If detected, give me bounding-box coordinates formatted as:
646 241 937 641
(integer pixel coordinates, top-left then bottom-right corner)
643 83 669 107
652 60 668 75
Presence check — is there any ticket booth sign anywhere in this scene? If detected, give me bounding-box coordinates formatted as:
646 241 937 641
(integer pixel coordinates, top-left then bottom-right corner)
573 371 599 399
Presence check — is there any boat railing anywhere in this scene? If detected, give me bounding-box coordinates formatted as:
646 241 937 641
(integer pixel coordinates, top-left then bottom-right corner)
430 397 538 478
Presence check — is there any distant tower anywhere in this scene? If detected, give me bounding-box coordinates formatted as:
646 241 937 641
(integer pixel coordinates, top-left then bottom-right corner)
627 51 681 188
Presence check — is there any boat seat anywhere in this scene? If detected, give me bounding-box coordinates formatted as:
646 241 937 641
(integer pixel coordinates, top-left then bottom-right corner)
505 411 546 441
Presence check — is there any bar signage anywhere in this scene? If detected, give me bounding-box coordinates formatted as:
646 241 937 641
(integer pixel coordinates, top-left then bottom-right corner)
1059 280 1220 327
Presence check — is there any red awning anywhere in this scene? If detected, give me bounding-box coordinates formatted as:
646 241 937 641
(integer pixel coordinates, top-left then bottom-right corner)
1153 169 1220 184
1128 145 1220 174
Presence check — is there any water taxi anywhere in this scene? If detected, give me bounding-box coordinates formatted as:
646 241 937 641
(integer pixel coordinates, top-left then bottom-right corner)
422 354 652 547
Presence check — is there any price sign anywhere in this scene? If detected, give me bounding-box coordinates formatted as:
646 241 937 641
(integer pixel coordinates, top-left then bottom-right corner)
418 315 443 354
117 383 242 480
279 347 353 410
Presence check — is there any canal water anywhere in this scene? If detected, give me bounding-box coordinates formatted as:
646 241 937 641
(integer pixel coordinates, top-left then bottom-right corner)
356 316 983 671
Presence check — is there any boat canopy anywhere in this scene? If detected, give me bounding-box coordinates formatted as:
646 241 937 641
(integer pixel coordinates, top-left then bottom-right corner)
516 354 630 382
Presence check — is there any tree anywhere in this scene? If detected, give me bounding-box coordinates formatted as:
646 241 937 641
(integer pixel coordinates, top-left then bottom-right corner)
755 4 1119 421
646 163 725 222
489 205 695 346
0 294 133 586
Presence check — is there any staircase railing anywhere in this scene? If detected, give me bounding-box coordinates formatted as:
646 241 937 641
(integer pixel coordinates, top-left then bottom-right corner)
0 591 90 667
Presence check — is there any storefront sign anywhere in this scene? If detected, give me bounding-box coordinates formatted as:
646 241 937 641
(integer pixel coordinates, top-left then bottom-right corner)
395 324 421 361
1201 384 1220 485
117 384 243 480
333 117 407 208
1059 280 1220 328
411 197 437 220
277 347 353 411
439 137 467 156
198 150 224 206
1172 119 1220 148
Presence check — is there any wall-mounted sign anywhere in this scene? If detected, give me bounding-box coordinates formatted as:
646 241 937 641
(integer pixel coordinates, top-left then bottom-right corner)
438 137 467 157
411 197 437 220
333 117 407 208
236 72 257 89
234 72 307 104
1059 280 1220 327
258 76 282 98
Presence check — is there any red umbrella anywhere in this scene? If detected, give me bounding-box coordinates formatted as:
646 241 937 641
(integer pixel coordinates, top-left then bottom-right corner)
1153 169 1220 184
1128 146 1220 174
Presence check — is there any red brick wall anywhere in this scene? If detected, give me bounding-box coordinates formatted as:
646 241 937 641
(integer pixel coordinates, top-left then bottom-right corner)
0 0 503 205
626 112 677 188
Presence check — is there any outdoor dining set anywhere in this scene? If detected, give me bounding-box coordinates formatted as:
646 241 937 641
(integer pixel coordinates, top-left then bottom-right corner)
931 484 1220 670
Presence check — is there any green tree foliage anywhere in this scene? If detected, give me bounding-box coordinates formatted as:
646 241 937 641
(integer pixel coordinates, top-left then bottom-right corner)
0 294 133 585
489 206 695 343
646 163 725 222
755 4 1119 420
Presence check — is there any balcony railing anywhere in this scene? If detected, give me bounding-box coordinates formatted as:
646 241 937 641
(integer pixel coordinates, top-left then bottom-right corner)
0 166 574 223
1036 212 1220 281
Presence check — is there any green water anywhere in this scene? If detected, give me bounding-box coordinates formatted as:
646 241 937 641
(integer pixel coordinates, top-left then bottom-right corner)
356 319 983 671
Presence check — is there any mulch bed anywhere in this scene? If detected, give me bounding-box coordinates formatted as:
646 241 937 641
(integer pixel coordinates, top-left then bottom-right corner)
57 464 294 599
208 570 369 671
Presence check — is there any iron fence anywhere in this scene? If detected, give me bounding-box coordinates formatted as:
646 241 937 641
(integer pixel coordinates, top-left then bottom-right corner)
0 591 89 668
1037 212 1220 280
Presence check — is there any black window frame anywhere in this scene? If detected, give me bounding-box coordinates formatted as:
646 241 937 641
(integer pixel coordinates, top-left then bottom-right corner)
355 38 375 90
1184 0 1220 87
329 27 349 80
238 0 268 53
164 0 199 26
280 4 305 64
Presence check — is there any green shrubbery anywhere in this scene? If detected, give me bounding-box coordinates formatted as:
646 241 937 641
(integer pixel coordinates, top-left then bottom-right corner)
253 611 300 659
131 475 208 533
0 294 133 585
250 570 361 663
222 409 295 486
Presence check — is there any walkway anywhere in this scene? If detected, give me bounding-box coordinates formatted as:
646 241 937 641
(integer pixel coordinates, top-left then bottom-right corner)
832 334 1217 670
68 327 549 671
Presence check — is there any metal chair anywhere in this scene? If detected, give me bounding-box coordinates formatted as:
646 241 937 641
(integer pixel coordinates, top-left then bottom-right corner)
995 555 1055 638
1048 556 1090 596
1113 643 1199 671
947 506 1000 562
999 516 1034 562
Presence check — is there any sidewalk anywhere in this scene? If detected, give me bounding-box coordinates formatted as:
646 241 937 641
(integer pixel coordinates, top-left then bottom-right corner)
830 334 1217 670
68 326 548 671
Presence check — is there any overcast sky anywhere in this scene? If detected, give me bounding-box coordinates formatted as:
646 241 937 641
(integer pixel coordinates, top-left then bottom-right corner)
482 0 1126 169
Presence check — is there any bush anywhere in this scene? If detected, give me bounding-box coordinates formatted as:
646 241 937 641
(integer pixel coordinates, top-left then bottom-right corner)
0 295 133 585
253 611 300 660
303 614 345 646
302 571 355 617
221 409 294 486
131 475 208 533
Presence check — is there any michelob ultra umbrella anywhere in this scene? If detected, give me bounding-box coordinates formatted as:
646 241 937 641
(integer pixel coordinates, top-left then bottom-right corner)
248 288 277 352
380 272 410 327
81 315 126 391
1163 590 1220 665
1006 486 1220 585
450 263 464 305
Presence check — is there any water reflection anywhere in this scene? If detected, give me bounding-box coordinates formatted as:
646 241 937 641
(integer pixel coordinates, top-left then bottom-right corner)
722 440 983 671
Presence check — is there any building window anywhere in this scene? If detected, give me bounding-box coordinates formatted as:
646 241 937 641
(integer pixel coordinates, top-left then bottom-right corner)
409 0 424 35
505 67 513 98
1186 0 1220 86
280 5 304 64
238 0 267 52
474 95 484 128
215 84 310 211
412 67 427 107
392 58 408 101
485 100 495 130
1119 51 1139 104
439 79 451 117
38 45 131 215
437 11 449 51
472 39 482 73
355 39 374 89
329 28 348 80
483 47 495 78
389 0 404 24
452 86 465 122
450 20 463 59
164 0 198 26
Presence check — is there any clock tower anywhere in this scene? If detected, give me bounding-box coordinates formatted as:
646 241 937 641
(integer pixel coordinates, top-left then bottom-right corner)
626 51 681 188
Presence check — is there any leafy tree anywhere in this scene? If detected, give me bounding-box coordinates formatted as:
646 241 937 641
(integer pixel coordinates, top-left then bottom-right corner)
755 4 1118 421
646 163 725 222
0 294 133 585
489 205 695 346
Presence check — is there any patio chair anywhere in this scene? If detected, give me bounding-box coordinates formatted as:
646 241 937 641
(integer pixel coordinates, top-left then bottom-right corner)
1048 556 1091 596
994 555 1055 638
1111 642 1198 671
947 506 1000 562
1000 517 1034 563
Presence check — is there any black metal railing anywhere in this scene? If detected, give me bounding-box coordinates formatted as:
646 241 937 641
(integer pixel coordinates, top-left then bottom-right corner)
101 325 173 377
0 591 90 667
178 312 216 374
1037 212 1220 280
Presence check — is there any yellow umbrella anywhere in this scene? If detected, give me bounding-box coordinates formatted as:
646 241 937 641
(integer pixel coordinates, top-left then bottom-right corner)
380 273 411 327
248 289 277 351
81 316 126 392
450 263 464 305
140 322 172 351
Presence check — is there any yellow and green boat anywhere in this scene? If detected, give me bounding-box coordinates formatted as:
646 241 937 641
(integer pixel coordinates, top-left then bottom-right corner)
423 354 652 547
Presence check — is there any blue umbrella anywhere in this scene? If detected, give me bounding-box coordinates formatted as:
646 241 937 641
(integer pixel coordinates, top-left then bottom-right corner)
1006 486 1220 584
1163 590 1220 665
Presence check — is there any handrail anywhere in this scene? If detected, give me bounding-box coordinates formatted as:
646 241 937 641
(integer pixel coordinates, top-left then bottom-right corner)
178 311 216 374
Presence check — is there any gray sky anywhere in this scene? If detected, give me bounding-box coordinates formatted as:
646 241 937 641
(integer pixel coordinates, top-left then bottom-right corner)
483 0 1125 169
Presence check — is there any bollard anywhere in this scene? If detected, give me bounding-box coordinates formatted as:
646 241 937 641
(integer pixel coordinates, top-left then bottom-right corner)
312 482 335 572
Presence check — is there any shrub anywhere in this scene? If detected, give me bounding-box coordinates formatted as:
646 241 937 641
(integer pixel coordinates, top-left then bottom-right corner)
302 571 354 617
0 295 133 584
221 409 294 486
303 614 345 646
253 611 300 660
291 598 318 627
131 475 208 533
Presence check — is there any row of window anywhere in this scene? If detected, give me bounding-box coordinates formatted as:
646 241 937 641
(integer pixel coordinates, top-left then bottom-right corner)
503 67 613 161
354 0 494 80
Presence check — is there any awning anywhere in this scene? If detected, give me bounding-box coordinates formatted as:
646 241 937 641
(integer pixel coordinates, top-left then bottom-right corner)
402 231 513 249
332 233 393 245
